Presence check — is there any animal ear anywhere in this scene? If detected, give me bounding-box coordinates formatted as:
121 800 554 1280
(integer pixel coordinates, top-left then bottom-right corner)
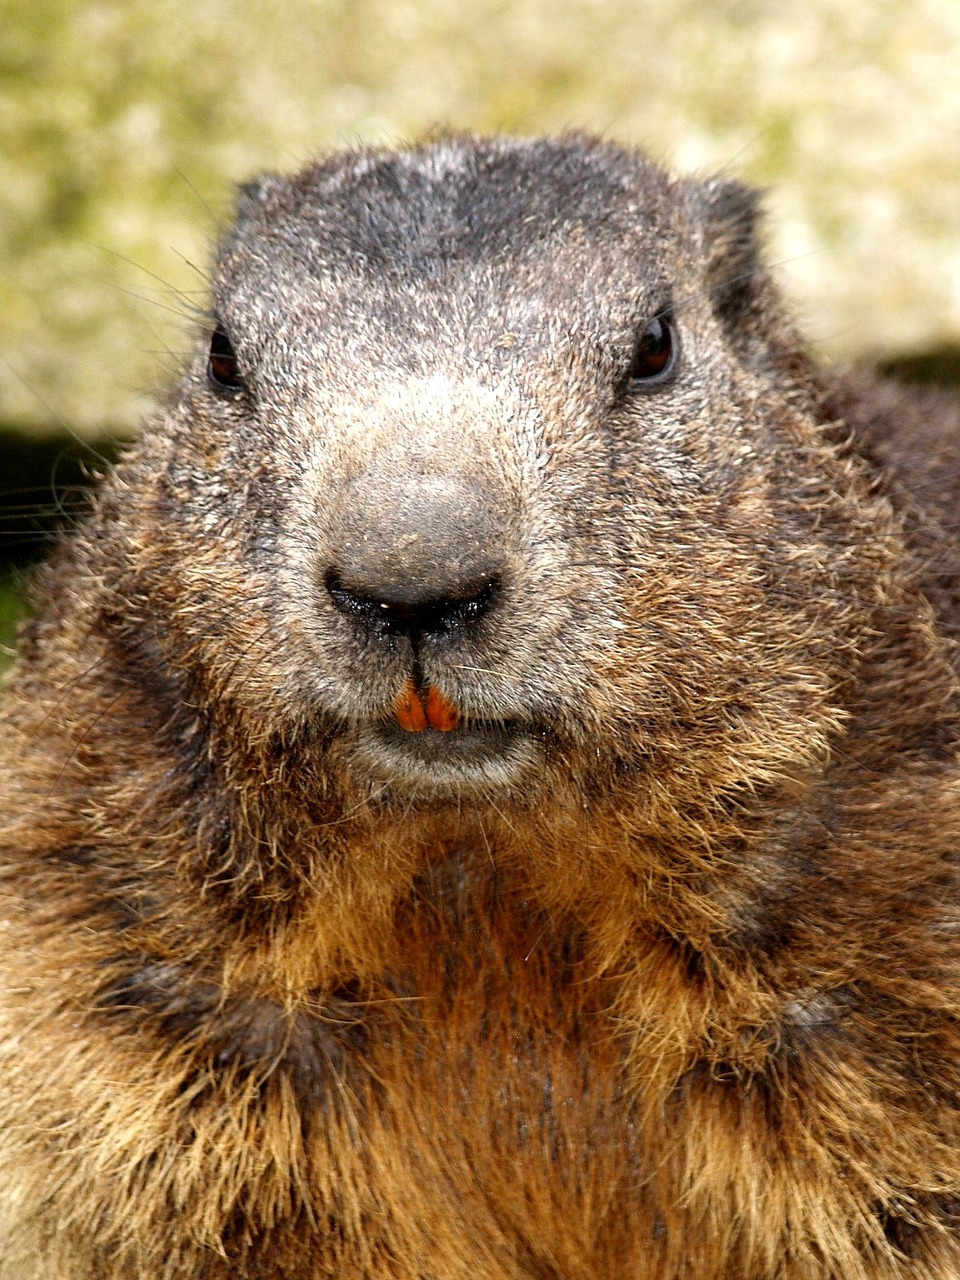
691 176 815 388
233 173 285 226
693 177 768 332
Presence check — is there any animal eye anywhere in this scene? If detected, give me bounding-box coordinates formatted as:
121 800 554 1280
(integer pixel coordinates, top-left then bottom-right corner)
627 314 677 387
207 323 246 393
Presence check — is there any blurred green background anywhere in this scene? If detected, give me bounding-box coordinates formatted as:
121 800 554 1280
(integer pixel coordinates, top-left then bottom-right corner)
3 0 960 667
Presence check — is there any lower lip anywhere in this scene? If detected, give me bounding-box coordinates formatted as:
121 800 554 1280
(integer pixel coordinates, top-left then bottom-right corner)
354 719 541 787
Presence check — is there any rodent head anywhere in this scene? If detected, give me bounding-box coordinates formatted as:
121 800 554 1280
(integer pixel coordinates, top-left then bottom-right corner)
123 136 890 823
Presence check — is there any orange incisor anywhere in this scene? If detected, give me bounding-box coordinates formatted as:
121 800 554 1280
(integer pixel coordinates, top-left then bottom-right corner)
393 680 460 733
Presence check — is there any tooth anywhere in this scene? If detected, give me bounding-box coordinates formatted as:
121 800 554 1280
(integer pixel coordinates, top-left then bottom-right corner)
394 680 427 732
425 685 460 732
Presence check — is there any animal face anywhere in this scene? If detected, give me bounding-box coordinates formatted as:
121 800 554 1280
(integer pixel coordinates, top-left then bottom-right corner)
142 137 869 817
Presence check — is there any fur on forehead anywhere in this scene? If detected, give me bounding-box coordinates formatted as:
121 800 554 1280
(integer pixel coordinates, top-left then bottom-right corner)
221 135 686 281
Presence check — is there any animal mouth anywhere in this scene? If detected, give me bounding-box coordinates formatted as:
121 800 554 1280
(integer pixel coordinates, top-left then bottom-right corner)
355 701 542 790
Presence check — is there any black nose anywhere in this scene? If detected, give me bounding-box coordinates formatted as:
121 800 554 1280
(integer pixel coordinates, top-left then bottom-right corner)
326 571 500 646
323 457 507 649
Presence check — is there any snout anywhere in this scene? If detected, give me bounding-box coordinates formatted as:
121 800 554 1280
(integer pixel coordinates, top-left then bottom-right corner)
324 471 504 658
321 462 532 784
325 465 505 609
280 377 575 793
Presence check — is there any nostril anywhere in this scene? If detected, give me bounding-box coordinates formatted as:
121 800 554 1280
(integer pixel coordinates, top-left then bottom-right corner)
325 570 500 642
325 572 390 626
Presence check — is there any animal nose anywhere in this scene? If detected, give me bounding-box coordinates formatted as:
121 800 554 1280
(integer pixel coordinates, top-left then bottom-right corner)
323 464 505 647
325 570 500 646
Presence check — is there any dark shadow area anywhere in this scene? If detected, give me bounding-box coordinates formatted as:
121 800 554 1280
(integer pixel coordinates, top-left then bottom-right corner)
876 343 960 388
0 428 123 571
0 428 124 662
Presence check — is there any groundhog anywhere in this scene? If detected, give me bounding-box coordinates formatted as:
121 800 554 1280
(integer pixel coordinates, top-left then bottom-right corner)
1 134 960 1280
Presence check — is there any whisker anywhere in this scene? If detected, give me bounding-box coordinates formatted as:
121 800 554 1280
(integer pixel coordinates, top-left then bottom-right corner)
0 354 112 467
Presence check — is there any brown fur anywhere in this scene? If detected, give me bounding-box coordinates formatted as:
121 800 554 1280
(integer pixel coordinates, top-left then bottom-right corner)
2 135 960 1278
